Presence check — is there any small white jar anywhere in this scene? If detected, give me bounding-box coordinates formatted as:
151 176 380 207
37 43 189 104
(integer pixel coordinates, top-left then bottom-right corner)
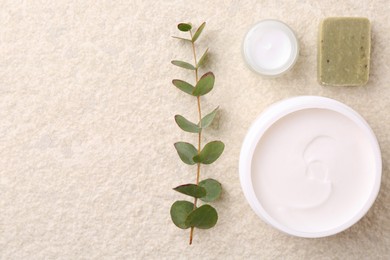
242 20 299 77
239 96 382 237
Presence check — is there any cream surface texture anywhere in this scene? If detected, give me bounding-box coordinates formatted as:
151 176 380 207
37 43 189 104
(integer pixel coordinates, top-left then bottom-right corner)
1 1 390 259
252 108 376 233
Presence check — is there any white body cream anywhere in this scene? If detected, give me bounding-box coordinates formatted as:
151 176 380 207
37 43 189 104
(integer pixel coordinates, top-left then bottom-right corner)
242 20 299 77
239 96 381 237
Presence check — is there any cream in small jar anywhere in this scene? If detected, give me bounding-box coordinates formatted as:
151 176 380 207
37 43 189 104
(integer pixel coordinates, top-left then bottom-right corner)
242 20 299 77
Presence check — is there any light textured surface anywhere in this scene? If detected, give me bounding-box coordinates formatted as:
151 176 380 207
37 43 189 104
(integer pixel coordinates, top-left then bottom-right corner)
1 0 389 259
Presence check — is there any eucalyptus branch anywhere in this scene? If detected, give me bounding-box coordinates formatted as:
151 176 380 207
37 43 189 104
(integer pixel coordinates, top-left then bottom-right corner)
189 28 202 245
170 22 224 245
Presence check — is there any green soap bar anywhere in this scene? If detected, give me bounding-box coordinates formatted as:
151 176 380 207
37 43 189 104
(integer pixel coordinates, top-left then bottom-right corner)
318 17 371 86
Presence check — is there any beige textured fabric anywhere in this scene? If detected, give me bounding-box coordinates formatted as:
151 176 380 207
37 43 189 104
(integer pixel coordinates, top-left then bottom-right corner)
1 0 389 259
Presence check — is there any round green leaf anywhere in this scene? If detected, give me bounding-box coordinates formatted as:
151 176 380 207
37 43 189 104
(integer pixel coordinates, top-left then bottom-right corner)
199 107 219 128
178 23 192 32
199 179 222 202
192 22 206 42
192 72 215 96
171 60 196 70
173 184 206 198
175 115 200 133
172 79 194 95
174 142 198 165
170 200 194 229
193 141 224 164
185 204 218 229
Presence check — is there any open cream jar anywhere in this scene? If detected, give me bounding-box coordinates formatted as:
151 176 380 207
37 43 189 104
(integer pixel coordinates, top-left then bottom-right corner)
239 96 381 237
242 20 299 77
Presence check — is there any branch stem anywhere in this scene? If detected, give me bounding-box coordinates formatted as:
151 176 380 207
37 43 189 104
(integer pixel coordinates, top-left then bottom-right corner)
189 29 202 246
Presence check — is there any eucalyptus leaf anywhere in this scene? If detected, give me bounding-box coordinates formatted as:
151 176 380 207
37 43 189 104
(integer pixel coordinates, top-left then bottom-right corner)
170 200 194 229
185 204 218 229
192 22 206 43
172 79 194 95
199 107 219 128
174 142 198 165
197 48 209 68
199 179 222 202
193 141 224 164
192 72 215 96
173 184 206 198
175 115 200 133
178 23 192 32
172 36 192 42
171 60 196 70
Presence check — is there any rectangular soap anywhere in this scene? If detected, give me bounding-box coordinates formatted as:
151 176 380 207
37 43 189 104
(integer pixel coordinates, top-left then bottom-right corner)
318 17 371 86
